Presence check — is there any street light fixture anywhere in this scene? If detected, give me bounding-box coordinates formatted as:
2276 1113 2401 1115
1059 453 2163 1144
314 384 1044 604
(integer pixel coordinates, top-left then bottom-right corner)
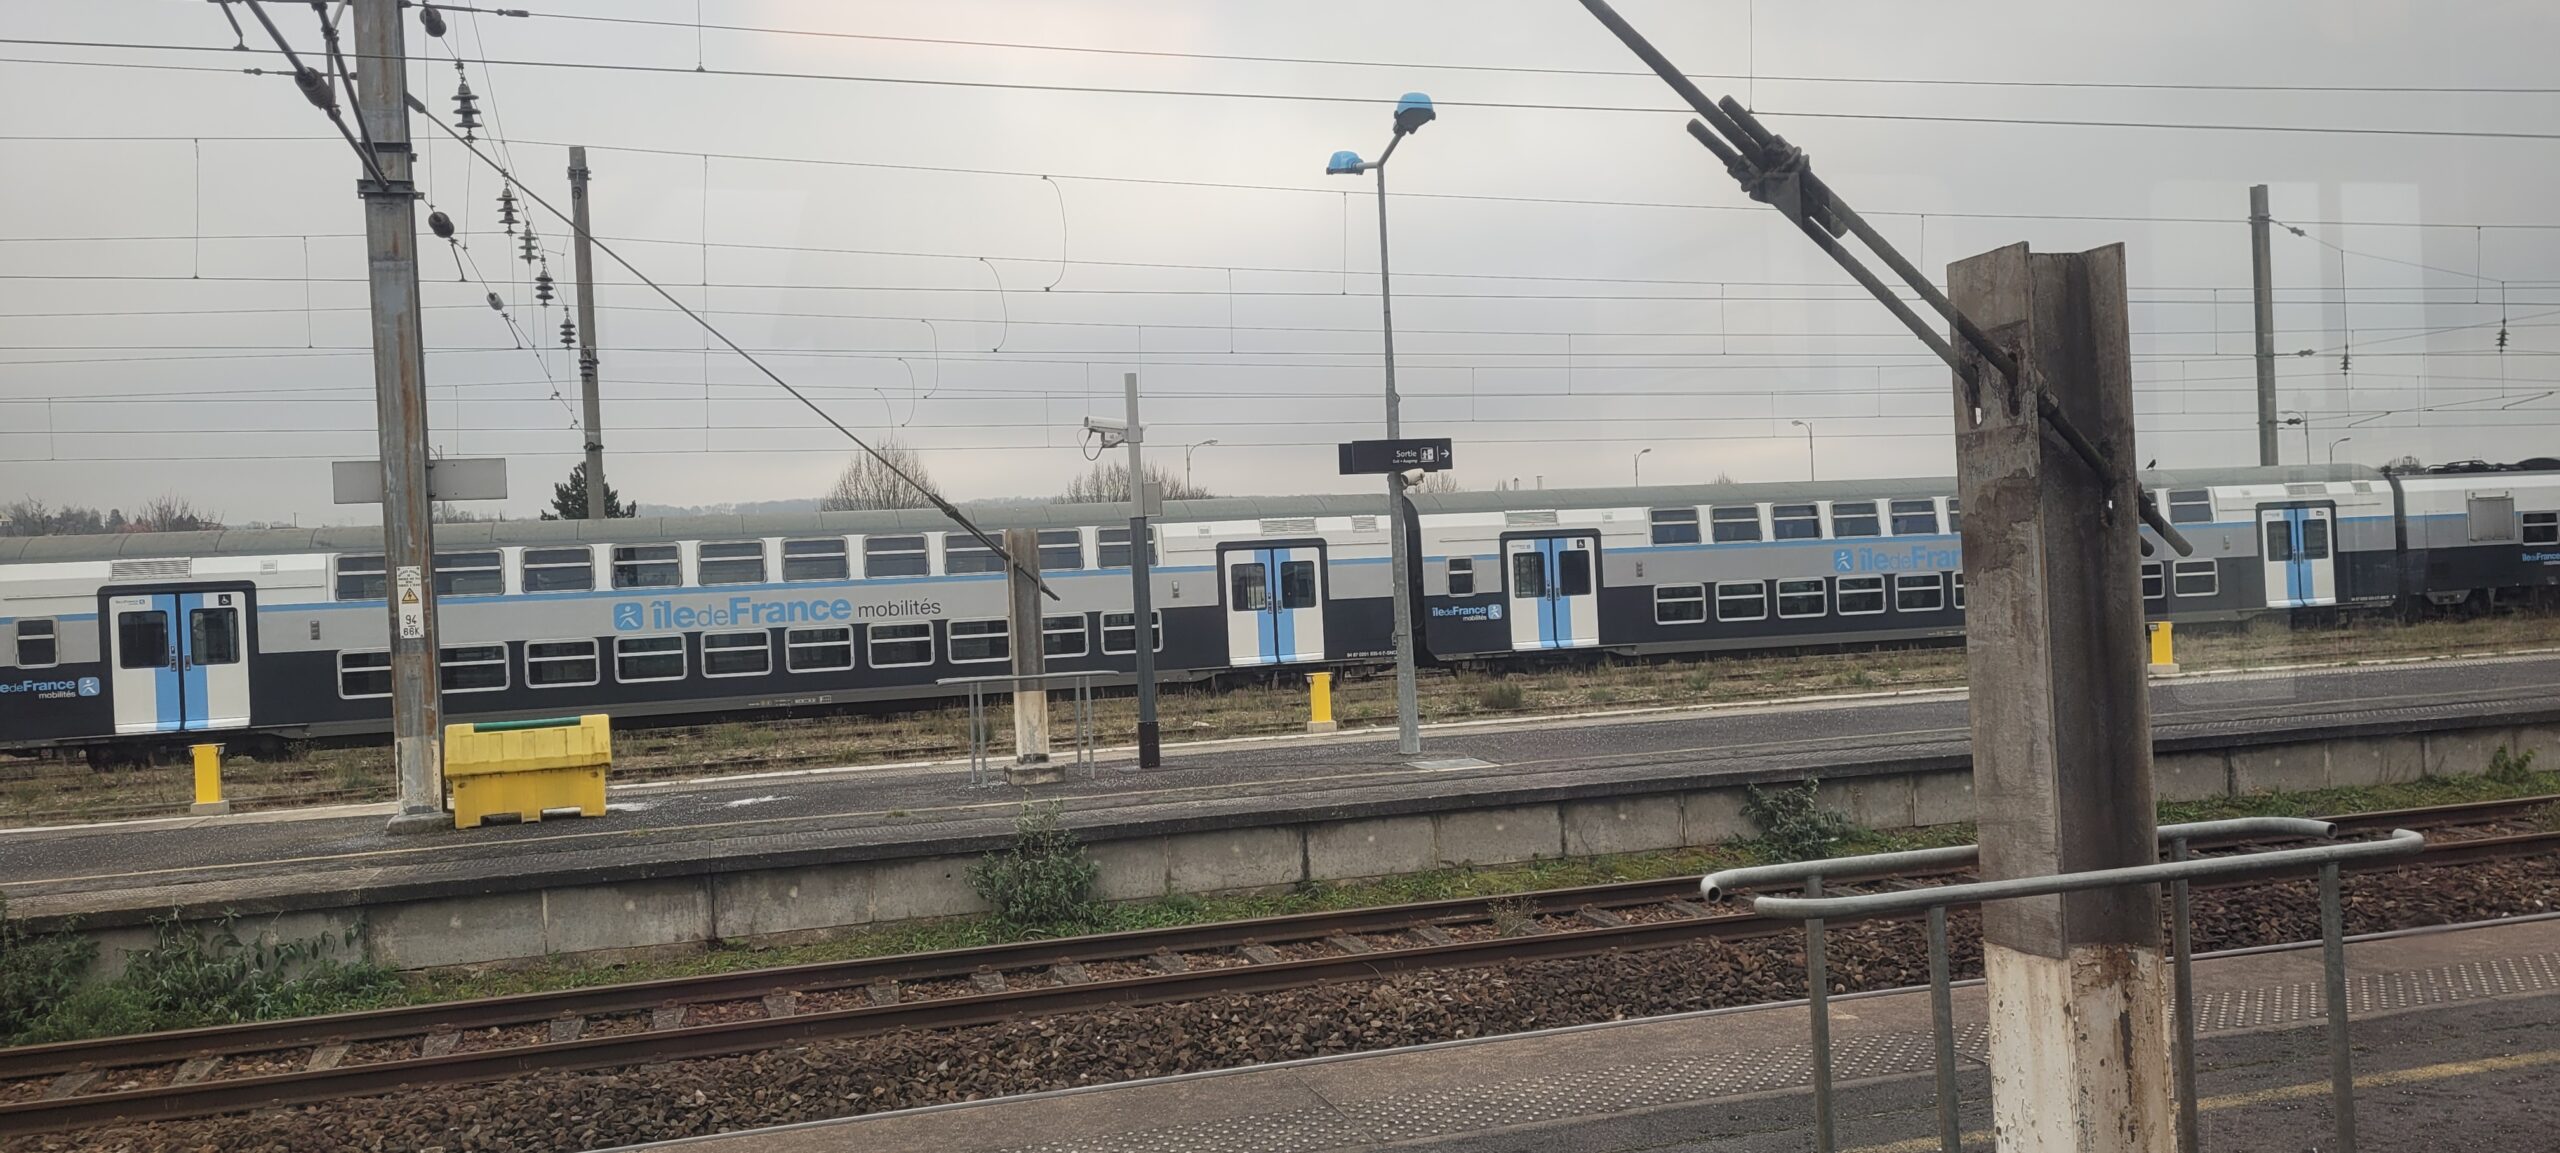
2328 436 2353 465
1790 420 1816 481
1183 439 1218 489
1328 91 1434 758
1632 447 1652 486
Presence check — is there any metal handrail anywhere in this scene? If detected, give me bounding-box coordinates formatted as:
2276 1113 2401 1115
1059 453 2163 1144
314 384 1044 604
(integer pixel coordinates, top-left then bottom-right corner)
1698 816 2339 901
1710 825 2421 1153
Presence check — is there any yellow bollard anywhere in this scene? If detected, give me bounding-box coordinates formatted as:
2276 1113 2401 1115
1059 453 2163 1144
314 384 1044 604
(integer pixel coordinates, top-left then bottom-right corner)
2148 621 2179 675
190 743 231 816
1307 671 1338 734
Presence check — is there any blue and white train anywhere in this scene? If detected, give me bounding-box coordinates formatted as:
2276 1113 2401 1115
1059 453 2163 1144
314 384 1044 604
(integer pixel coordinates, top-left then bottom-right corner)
4 462 2555 756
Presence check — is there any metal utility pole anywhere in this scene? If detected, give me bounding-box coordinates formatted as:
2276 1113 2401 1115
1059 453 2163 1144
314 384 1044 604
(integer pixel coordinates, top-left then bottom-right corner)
2252 184 2279 467
1951 243 2173 1152
1123 373 1163 768
569 146 608 518
1376 159 1423 758
353 0 445 834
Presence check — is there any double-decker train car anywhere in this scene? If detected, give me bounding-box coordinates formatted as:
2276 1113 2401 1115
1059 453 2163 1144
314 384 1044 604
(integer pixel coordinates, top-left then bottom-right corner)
4 462 2555 757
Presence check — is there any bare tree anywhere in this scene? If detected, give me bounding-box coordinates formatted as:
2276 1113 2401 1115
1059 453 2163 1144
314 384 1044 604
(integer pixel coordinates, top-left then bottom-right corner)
820 435 938 511
1409 472 1462 495
128 495 222 533
1056 460 1215 504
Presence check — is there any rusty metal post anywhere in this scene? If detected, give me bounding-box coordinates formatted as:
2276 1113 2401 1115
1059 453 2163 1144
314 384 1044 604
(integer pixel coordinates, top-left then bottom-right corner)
353 0 445 834
1950 243 2173 1151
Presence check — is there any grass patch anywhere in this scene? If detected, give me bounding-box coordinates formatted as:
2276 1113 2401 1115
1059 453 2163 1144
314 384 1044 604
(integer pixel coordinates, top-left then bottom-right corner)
1 910 397 1047
2157 755 2560 825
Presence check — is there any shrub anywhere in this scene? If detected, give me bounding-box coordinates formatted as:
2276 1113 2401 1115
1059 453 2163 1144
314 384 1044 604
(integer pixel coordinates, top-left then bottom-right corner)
968 804 1102 932
1 899 95 1042
2 906 398 1046
2488 746 2539 786
1477 680 1526 711
1741 778 1856 862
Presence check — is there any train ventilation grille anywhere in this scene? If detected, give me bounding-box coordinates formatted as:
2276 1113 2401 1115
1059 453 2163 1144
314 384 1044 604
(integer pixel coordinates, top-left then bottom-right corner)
110 557 193 581
1350 515 1379 533
2286 483 2328 496
1258 517 1317 535
1504 510 1560 526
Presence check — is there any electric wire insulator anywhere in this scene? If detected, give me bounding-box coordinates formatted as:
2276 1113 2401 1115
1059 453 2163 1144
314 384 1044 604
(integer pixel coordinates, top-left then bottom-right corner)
419 3 448 37
560 317 578 348
428 210 455 240
534 267 556 305
497 187 519 230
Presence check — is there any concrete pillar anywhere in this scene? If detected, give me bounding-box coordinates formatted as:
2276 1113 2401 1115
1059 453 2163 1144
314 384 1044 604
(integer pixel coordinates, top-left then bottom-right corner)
1949 242 2174 1152
1004 527 1058 785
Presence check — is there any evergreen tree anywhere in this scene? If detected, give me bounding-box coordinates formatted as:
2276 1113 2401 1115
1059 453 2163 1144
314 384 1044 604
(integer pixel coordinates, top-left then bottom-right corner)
543 462 635 520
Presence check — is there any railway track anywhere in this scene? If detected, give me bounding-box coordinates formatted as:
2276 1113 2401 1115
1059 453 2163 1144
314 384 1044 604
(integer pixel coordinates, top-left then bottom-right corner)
2 795 2553 1135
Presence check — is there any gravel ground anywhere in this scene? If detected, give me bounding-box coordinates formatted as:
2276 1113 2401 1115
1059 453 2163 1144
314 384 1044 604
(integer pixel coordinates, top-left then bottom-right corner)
19 855 2556 1153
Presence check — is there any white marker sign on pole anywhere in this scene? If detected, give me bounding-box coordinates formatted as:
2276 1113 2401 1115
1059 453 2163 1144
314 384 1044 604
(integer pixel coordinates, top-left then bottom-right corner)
394 565 426 640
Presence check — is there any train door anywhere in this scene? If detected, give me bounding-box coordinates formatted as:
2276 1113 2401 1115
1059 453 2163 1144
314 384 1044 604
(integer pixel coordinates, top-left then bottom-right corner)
105 588 252 734
1221 544 1327 666
2258 505 2337 608
1504 534 1599 651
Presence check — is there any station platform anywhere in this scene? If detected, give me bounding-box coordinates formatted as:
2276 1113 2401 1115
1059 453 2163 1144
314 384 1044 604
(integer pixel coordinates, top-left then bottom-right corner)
611 913 2560 1153
1 652 2555 970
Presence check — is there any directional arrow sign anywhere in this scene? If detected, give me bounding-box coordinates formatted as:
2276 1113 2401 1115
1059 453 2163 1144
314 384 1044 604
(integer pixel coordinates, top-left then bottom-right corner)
1337 438 1455 475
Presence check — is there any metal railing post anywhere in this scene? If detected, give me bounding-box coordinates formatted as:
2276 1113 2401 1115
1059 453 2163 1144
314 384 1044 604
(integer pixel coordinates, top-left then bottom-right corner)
2171 836 2200 1153
2323 860 2356 1153
1806 873 1835 1153
1927 903 1958 1153
966 682 988 787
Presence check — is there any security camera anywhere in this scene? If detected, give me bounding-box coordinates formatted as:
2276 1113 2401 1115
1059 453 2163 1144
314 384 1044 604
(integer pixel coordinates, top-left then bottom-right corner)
1082 416 1126 434
1398 469 1426 488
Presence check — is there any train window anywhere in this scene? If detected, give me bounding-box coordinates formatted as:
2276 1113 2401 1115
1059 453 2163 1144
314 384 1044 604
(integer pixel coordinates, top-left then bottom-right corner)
1231 562 1271 610
948 619 1011 664
785 627 854 672
2142 562 2165 600
2263 521 2293 562
525 639 600 687
782 538 850 582
1279 560 1320 608
1555 549 1593 597
1654 584 1707 624
15 620 57 668
944 534 1005 575
1715 582 1767 622
1709 506 1762 543
2467 495 2517 543
1835 575 1887 615
2172 560 2218 597
863 535 929 578
1038 529 1085 572
702 631 771 677
614 635 686 682
1447 557 1476 597
1771 504 1822 540
1649 508 1702 545
1889 499 1940 536
1832 501 1882 538
2527 511 2560 546
698 541 767 586
1951 572 1965 610
869 622 934 668
335 554 387 601
1509 552 1545 597
1096 527 1159 568
611 545 681 589
1043 615 1088 658
2168 490 2213 524
117 610 169 669
1101 610 1163 654
430 551 502 597
337 650 391 698
439 644 507 692
1946 498 1962 533
1777 578 1827 618
190 608 240 665
522 547 595 593
1894 573 1945 613
2300 517 2331 561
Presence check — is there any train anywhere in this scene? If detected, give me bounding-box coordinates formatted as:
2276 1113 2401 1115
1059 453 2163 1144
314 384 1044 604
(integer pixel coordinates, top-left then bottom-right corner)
4 461 2556 758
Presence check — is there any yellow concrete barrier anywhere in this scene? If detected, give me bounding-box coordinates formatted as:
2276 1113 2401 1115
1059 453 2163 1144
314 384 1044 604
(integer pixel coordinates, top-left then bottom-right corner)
2148 621 2179 675
1307 671 1338 734
444 714 610 829
190 743 230 816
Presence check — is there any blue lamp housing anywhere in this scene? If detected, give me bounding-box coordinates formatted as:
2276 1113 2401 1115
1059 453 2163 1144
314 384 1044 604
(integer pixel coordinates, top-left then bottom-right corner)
1325 150 1365 175
1393 92 1436 135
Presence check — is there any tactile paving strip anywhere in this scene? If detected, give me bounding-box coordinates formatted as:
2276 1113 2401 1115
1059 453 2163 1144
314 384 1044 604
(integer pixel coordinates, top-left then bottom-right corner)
994 950 2560 1152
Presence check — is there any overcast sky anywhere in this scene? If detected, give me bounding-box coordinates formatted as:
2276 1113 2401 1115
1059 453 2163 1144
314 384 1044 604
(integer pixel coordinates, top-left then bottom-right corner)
3 0 2557 525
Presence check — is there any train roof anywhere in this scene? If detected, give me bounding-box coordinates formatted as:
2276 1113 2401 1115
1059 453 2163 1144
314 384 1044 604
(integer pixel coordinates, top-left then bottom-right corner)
0 462 2412 564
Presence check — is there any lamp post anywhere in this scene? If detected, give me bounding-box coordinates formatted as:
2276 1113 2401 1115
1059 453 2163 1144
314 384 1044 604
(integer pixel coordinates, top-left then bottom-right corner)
1328 91 1435 758
2328 436 2353 465
1790 419 1816 481
1633 446 1652 486
1183 439 1218 489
